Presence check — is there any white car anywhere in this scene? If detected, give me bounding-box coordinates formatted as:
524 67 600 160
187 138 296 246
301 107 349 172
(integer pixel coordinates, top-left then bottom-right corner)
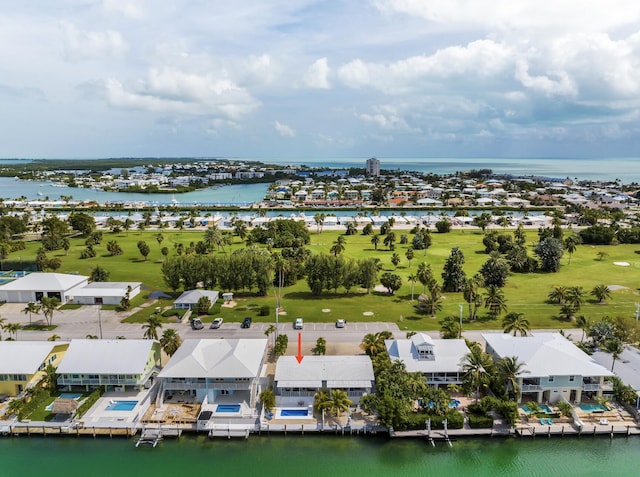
336 319 346 328
294 317 304 330
210 317 223 329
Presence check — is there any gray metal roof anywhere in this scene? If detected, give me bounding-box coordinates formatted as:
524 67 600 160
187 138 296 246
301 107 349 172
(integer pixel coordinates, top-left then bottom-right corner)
274 356 374 387
174 289 219 305
483 332 614 378
56 339 158 375
158 339 267 379
71 282 141 297
385 333 470 374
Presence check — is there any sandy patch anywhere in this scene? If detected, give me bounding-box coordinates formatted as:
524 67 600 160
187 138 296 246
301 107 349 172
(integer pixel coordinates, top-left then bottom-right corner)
363 311 374 316
322 308 331 313
373 285 388 293
608 285 627 291
279 311 287 315
221 301 237 308
614 262 630 266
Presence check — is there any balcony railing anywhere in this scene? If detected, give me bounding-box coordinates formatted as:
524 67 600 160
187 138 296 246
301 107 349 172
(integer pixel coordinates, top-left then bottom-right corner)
521 384 542 392
162 381 252 391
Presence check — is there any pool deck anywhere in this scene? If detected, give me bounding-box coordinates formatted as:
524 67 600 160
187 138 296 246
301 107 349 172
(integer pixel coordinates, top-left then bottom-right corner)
80 390 150 426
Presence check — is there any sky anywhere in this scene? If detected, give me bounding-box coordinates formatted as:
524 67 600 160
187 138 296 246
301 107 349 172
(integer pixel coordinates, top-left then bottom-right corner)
2 0 640 159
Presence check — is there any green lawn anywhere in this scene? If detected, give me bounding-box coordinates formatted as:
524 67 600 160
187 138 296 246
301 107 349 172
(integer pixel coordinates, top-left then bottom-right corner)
13 227 640 331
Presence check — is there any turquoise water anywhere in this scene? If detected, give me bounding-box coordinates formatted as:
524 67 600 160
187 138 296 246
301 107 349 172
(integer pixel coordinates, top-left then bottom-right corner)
520 404 553 414
106 400 138 411
216 404 241 413
281 409 309 417
1 435 638 477
579 403 608 413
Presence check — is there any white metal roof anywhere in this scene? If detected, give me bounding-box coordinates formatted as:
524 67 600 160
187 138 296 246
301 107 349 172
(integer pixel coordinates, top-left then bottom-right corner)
56 339 157 375
385 333 470 374
0 341 67 374
158 339 267 379
483 332 614 378
274 356 374 387
0 273 88 291
70 282 141 297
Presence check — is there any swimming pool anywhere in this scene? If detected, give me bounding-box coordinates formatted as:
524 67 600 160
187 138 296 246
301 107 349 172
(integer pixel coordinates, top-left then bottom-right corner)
579 403 607 413
520 404 553 414
216 404 241 413
106 400 138 411
280 409 309 417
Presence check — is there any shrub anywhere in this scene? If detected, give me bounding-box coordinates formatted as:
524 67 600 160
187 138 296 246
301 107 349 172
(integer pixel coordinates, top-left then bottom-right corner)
258 305 270 316
401 410 464 430
468 413 494 428
76 386 106 418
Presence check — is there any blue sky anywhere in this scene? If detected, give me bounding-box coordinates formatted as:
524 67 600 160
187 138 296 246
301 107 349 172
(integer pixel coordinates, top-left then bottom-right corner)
2 0 640 159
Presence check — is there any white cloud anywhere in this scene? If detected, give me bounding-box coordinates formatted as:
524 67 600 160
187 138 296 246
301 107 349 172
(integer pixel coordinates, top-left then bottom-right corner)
274 120 296 137
60 21 129 61
101 0 145 19
105 68 260 119
303 57 331 89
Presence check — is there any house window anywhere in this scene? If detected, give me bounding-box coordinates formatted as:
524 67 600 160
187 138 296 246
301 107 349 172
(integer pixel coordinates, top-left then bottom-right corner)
548 376 554 383
569 376 575 382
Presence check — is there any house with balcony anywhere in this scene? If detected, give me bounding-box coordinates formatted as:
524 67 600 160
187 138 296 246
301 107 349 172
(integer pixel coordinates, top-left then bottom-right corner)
483 332 614 404
156 339 268 417
385 333 470 387
0 341 69 396
273 355 374 408
56 340 161 392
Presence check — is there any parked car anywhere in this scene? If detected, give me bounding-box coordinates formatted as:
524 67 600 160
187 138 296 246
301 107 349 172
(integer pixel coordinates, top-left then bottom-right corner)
241 317 252 328
335 319 346 328
210 317 223 329
190 317 204 330
294 317 304 330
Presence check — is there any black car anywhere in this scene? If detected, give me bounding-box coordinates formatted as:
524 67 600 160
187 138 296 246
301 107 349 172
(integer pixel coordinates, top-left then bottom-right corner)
241 317 252 328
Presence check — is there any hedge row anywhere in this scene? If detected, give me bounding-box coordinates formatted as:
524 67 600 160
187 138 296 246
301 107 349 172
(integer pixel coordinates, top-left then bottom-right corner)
76 386 105 418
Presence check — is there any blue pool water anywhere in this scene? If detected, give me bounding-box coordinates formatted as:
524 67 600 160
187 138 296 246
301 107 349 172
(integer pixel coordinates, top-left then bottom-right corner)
106 400 138 411
520 404 553 414
216 404 241 413
280 409 309 417
579 403 607 413
448 399 461 408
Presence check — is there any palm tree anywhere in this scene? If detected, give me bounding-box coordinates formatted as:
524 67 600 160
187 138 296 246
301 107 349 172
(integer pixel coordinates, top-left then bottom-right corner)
440 316 461 339
567 286 584 311
47 334 60 341
462 346 494 403
463 275 483 321
370 234 380 250
590 284 612 304
604 338 624 372
40 296 61 326
383 231 396 250
359 331 392 356
484 285 508 319
575 315 590 342
497 356 529 401
407 274 417 301
0 316 5 340
330 238 345 256
502 312 530 336
564 234 580 264
23 302 41 326
142 315 163 340
326 389 353 417
160 329 182 358
4 322 21 340
547 285 568 305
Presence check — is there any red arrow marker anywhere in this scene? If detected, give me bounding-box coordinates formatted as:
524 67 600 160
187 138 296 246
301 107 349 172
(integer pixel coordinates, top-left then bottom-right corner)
295 332 304 364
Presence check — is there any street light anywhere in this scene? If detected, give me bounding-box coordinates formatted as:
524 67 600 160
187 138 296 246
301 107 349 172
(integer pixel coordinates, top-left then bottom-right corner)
98 308 103 339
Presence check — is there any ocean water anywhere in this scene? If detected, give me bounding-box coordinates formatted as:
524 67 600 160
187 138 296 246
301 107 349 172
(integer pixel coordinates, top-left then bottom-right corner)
1 434 637 477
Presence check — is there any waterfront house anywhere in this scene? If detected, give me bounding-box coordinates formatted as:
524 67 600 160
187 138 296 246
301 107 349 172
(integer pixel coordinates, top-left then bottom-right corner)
0 272 88 304
483 333 614 404
56 339 161 392
385 333 470 387
273 355 375 408
173 289 219 310
0 341 69 396
156 339 268 414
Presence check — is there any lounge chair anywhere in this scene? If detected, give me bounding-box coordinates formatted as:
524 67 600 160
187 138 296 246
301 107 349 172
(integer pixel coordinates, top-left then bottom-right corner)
546 418 553 425
539 418 546 425
599 418 609 425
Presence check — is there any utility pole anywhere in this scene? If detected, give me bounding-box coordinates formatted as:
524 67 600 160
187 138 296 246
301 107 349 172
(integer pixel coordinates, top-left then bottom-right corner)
459 304 463 339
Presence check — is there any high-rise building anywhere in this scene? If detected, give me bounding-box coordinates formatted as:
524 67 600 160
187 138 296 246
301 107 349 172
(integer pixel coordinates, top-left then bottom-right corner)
365 157 380 177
